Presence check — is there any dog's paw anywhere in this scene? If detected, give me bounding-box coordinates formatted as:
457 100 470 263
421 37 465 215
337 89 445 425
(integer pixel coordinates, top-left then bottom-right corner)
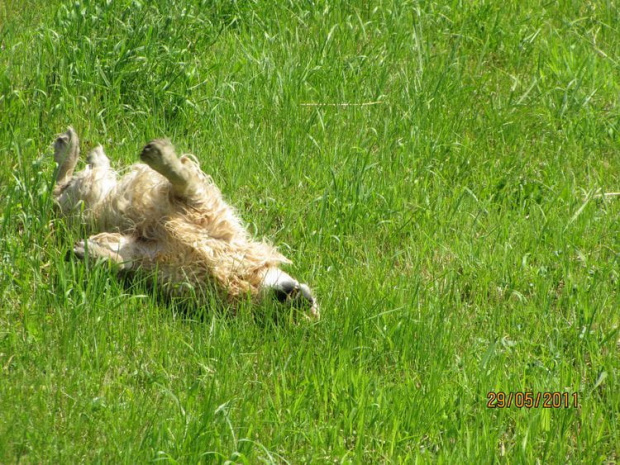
54 127 78 165
140 139 176 167
86 145 110 168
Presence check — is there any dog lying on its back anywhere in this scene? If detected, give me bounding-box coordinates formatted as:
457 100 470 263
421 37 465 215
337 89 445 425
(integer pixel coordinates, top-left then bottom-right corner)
52 127 319 318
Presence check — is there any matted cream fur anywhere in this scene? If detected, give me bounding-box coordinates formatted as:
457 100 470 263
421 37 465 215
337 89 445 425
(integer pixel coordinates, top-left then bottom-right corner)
52 127 318 318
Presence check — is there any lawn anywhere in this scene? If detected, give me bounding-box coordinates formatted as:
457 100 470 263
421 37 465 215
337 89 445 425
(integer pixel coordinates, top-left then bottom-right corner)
1 0 618 462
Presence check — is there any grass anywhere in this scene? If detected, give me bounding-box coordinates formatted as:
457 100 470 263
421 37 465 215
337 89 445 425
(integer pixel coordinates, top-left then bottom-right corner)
1 0 619 462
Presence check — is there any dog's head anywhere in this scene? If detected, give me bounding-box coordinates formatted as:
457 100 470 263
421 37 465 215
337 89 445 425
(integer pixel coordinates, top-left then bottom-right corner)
262 268 319 320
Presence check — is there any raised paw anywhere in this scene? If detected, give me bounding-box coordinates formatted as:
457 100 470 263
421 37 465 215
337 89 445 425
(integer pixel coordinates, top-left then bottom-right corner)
54 127 78 163
140 139 178 170
54 127 80 184
86 145 110 169
140 139 198 195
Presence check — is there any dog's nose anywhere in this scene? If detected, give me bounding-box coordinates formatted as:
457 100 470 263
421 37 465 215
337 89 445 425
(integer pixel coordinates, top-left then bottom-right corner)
273 280 316 308
298 284 315 307
262 269 319 318
300 284 320 319
273 279 300 303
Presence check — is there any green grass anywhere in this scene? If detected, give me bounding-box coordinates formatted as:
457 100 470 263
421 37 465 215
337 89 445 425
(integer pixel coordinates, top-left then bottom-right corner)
1 0 619 462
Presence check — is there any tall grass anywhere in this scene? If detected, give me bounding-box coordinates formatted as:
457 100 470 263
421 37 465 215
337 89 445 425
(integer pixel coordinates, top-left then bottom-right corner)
1 0 618 462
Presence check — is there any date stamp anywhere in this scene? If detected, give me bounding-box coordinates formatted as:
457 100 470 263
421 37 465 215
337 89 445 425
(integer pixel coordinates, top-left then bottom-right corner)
487 391 579 409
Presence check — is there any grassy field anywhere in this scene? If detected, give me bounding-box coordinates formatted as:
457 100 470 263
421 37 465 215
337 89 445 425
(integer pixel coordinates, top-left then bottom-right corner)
1 0 619 462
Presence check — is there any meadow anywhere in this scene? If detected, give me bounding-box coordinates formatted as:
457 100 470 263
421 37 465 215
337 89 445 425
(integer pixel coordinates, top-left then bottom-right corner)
1 0 619 462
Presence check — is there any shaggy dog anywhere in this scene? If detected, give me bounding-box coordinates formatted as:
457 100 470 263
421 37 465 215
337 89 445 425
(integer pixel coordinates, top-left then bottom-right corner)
52 127 319 318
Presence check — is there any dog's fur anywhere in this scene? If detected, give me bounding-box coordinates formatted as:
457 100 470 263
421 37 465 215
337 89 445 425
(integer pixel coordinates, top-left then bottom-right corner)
52 127 318 318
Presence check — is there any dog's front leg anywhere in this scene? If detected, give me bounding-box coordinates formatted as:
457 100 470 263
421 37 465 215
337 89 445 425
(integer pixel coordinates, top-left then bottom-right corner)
73 233 143 270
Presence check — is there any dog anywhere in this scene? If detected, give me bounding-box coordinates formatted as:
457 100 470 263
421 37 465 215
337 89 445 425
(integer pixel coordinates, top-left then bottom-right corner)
52 127 319 318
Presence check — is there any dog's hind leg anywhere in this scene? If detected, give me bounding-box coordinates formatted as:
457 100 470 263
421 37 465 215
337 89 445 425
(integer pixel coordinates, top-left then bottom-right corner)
86 145 111 169
138 139 246 240
53 127 80 194
139 139 200 199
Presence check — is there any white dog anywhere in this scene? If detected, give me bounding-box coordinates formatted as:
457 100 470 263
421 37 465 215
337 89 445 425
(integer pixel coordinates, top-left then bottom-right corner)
53 127 318 318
